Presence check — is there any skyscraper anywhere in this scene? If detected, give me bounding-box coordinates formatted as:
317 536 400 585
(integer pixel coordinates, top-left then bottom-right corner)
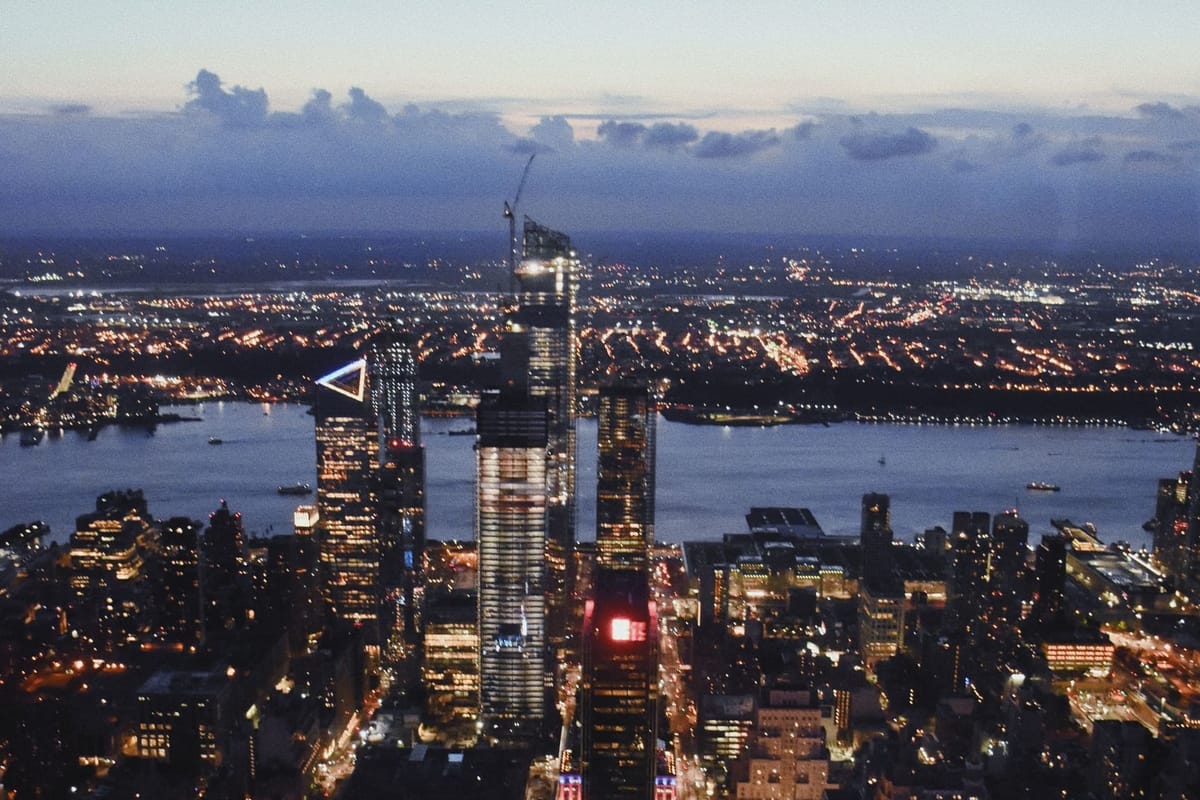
860 492 893 587
475 390 550 741
989 510 1029 626
949 511 992 633
506 217 579 656
580 568 659 800
315 358 381 637
370 326 421 448
596 383 656 572
370 332 427 675
202 500 251 640
582 383 660 799
157 517 203 649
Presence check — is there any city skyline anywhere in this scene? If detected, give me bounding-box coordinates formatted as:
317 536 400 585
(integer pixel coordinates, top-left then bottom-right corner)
2 5 1199 244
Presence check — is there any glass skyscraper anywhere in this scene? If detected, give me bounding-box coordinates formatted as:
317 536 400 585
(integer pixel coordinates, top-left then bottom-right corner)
475 390 550 741
315 358 381 635
507 217 579 656
596 382 656 572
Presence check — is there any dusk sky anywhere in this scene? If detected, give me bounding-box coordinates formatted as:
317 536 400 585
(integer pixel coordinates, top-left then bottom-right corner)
2 2 1199 245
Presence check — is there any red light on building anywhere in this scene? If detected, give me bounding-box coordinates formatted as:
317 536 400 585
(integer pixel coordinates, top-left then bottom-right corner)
610 617 647 642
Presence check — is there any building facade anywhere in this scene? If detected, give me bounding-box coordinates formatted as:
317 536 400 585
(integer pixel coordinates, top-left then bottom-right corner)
475 390 550 740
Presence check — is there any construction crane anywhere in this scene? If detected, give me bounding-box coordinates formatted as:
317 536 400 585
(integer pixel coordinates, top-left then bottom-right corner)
503 153 536 276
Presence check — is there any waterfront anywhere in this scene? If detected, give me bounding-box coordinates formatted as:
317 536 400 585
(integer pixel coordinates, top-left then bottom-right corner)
1 401 1193 548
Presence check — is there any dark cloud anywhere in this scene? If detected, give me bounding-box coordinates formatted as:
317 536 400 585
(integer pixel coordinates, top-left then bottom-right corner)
644 122 698 149
185 68 268 128
50 103 91 115
596 120 698 150
3 69 1200 249
1136 101 1186 119
839 127 937 161
693 129 780 159
1124 149 1177 164
597 120 646 147
343 87 387 123
1050 139 1105 166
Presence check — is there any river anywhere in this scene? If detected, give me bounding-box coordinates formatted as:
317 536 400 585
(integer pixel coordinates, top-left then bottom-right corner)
1 402 1192 548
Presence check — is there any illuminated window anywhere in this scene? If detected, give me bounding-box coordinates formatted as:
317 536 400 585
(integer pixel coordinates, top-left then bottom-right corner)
610 617 647 642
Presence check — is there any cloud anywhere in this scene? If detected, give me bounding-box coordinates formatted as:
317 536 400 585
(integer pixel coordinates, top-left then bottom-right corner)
597 120 646 147
343 87 388 123
300 89 335 124
1050 139 1105 166
528 115 574 152
2 69 1200 250
1136 101 1186 120
693 129 780 159
596 120 699 150
50 103 91 115
1124 149 1177 164
644 122 698 149
839 127 937 161
184 68 269 127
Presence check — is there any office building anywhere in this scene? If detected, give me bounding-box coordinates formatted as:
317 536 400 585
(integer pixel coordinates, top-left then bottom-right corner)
475 390 550 741
580 568 659 800
315 358 381 636
423 589 480 724
596 382 656 571
506 217 579 655
377 439 426 670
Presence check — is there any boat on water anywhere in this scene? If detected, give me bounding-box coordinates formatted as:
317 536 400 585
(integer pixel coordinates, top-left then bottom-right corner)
277 482 312 496
878 455 886 466
208 436 223 445
447 427 477 436
19 427 46 447
1026 481 1061 492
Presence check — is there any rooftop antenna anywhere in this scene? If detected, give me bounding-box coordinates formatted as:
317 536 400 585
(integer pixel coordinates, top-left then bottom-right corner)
504 153 536 281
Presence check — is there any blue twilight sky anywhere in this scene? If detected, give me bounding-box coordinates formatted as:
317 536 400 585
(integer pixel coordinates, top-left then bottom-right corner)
2 1 1199 244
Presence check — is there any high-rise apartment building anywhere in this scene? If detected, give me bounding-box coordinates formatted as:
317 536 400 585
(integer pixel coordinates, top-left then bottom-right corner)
370 332 427 673
315 358 381 636
949 511 992 632
506 217 579 654
596 383 656 572
475 390 550 741
989 511 1029 626
157 517 203 648
860 492 893 587
370 326 421 447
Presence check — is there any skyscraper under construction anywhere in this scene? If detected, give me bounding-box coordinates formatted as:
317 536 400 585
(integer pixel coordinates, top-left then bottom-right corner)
504 218 580 659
